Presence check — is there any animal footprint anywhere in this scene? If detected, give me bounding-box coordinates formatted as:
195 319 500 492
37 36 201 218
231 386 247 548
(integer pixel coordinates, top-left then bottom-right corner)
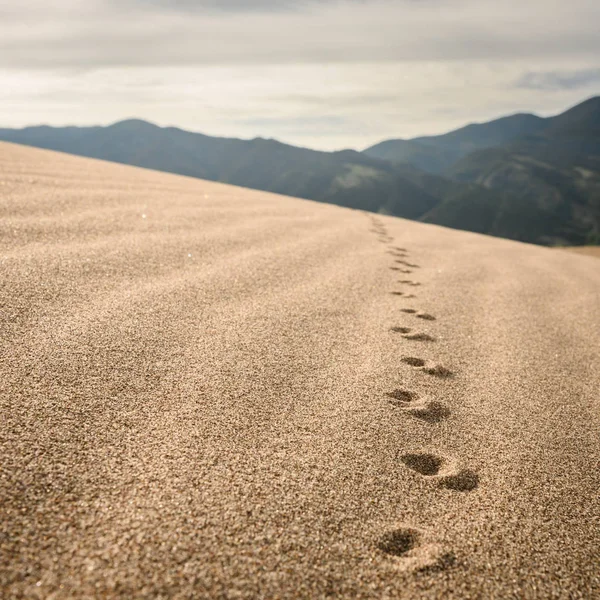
401 309 437 321
423 365 453 378
402 357 453 377
396 260 420 268
402 357 425 367
387 389 417 403
398 280 421 287
377 526 419 557
417 313 436 321
400 452 479 492
390 326 412 334
402 332 436 342
387 389 450 423
377 525 454 572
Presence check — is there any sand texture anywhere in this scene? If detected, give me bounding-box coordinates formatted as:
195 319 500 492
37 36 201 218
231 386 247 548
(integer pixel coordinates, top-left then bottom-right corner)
561 246 600 258
1 141 600 599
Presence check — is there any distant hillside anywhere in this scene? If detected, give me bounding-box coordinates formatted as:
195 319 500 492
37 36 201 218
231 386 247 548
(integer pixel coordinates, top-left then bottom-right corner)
364 113 545 174
1 96 599 246
449 97 600 245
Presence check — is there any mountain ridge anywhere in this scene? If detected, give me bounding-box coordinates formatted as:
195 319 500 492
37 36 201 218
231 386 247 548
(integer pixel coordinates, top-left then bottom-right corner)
362 100 600 173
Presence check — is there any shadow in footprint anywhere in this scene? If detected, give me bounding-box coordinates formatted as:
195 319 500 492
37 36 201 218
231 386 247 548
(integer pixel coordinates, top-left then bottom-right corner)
386 389 417 403
402 356 454 377
377 526 456 573
441 470 479 492
417 313 436 321
401 452 479 492
390 291 405 296
409 401 451 423
403 333 436 342
390 326 412 334
396 260 420 268
402 357 426 367
423 365 454 378
399 280 421 286
402 453 444 476
378 528 419 556
389 391 450 423
401 309 417 314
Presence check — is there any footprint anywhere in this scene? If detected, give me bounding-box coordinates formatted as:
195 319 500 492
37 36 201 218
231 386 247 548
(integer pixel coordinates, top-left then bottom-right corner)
392 247 408 252
401 453 444 476
402 357 454 378
390 326 412 334
398 280 421 287
406 400 451 423
402 357 426 367
423 365 453 378
390 291 405 296
396 260 420 268
417 313 436 321
386 388 417 403
377 526 419 557
402 332 436 342
387 390 450 423
400 453 479 492
377 525 455 572
401 310 437 321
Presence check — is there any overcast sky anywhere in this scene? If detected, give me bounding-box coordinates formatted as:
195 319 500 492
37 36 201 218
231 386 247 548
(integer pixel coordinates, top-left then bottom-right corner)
1 0 599 150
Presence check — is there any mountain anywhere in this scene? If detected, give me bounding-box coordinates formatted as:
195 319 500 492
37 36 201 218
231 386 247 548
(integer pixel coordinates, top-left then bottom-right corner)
364 113 546 174
448 97 600 245
0 96 599 246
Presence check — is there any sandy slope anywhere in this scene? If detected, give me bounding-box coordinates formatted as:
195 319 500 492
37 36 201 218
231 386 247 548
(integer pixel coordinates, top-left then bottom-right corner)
1 141 599 599
561 246 600 258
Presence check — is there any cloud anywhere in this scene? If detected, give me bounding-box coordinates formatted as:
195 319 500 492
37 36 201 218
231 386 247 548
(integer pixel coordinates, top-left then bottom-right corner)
1 0 599 69
127 0 364 13
515 68 600 90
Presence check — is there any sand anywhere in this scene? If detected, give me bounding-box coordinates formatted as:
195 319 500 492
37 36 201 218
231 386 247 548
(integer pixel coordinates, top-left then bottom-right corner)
1 141 599 599
560 246 600 258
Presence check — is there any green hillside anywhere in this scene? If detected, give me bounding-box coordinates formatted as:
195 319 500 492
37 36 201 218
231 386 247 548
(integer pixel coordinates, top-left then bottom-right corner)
364 113 545 174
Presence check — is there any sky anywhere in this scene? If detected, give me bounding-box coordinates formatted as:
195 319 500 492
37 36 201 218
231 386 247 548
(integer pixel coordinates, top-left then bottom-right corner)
1 0 599 150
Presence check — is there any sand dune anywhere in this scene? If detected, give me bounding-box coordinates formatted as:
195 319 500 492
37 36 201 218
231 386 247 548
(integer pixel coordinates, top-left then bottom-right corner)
1 141 599 599
561 246 600 258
